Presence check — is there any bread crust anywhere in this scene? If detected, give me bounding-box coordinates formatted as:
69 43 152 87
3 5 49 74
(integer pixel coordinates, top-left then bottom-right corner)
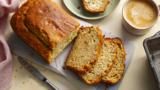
10 3 53 64
10 0 80 64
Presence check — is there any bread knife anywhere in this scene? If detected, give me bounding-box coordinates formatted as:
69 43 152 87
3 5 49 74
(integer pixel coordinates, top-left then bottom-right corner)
17 56 58 90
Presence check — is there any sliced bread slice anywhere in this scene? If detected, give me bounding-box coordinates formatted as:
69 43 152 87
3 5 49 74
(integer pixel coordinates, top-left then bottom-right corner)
81 38 117 84
82 0 110 13
102 38 126 84
65 26 103 73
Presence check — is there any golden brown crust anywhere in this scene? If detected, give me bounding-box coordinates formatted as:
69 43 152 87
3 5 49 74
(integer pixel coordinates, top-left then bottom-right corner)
24 0 80 49
10 0 80 64
10 2 52 64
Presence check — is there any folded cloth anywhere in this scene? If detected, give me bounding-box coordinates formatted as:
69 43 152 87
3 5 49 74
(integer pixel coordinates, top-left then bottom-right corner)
0 0 19 90
0 36 12 90
0 0 19 17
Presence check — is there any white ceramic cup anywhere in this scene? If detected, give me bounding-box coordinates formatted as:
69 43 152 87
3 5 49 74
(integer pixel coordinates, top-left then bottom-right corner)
122 0 159 35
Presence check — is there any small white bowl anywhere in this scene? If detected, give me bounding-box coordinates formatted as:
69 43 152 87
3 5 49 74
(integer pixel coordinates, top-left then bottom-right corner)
122 0 159 35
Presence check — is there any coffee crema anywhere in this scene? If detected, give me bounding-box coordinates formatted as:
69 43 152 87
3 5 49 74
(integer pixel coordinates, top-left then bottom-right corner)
124 0 157 28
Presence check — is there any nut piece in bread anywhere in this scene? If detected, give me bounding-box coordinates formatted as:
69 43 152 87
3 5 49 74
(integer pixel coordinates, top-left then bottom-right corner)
81 38 117 84
102 38 126 84
65 26 103 74
82 0 110 13
10 0 80 64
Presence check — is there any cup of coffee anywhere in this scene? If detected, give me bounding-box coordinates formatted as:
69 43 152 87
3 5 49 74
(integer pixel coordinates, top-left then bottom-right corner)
122 0 159 35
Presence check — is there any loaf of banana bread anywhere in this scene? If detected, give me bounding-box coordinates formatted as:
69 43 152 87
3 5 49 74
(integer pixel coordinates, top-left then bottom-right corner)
10 0 80 64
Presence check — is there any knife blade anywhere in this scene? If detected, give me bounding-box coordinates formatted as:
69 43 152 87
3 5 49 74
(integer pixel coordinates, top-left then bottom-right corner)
18 56 58 90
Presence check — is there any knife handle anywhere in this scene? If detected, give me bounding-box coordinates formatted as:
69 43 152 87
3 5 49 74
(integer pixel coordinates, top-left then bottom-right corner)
45 79 59 90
